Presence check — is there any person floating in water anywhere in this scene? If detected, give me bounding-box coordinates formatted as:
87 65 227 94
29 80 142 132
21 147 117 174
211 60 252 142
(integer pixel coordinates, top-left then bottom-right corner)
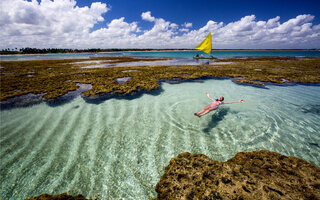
194 93 245 117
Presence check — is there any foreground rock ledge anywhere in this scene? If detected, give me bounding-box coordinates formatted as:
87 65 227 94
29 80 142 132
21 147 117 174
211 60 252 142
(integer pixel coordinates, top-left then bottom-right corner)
155 150 320 200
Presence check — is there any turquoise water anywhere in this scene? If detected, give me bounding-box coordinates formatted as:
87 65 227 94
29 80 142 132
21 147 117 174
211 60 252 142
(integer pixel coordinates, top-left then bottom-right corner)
1 79 320 199
1 50 320 61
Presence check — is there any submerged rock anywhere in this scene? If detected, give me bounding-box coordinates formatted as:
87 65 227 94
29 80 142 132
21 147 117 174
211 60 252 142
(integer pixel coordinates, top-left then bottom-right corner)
25 193 91 200
155 150 320 200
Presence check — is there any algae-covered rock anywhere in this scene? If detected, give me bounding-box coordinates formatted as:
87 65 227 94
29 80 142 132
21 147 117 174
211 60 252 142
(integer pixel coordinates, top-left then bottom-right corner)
155 150 320 200
1 57 320 102
25 193 91 200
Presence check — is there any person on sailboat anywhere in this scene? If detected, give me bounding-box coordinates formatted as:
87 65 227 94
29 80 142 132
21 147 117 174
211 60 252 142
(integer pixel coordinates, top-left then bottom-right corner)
194 32 212 59
194 93 245 117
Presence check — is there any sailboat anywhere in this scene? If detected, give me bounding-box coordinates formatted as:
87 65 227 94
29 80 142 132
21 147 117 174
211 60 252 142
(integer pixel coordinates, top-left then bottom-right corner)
193 32 216 59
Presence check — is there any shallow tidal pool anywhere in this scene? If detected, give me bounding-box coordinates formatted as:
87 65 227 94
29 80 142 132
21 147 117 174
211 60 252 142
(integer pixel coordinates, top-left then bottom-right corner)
1 79 319 199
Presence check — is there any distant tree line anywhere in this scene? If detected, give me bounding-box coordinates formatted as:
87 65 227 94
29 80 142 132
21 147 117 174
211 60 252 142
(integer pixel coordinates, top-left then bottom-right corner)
0 48 191 55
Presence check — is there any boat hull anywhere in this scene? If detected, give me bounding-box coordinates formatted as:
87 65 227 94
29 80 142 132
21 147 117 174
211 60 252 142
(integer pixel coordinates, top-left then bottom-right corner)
193 56 217 59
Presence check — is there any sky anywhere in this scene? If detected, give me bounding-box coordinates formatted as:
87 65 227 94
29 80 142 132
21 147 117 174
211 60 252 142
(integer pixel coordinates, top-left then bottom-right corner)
1 0 320 49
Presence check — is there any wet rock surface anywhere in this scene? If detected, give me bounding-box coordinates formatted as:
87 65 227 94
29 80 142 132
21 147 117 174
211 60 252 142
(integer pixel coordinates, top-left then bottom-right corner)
155 150 320 200
25 193 91 200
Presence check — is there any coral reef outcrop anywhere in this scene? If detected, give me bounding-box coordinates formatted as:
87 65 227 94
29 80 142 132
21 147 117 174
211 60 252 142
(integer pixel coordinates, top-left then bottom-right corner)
155 150 320 200
1 57 320 101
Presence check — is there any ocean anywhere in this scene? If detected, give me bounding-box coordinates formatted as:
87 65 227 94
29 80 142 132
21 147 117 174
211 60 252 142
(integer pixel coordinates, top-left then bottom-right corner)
1 50 320 61
0 51 320 199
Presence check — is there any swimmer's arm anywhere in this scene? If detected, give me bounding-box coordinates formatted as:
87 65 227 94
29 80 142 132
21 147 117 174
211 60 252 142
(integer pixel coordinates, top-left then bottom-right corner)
205 93 215 101
223 99 245 104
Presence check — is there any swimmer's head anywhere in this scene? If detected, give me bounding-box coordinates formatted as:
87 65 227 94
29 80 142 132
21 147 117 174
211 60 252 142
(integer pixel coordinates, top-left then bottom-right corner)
218 96 224 101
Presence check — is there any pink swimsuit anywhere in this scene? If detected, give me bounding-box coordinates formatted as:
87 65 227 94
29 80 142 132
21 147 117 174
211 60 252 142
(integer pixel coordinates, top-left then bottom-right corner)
209 101 222 108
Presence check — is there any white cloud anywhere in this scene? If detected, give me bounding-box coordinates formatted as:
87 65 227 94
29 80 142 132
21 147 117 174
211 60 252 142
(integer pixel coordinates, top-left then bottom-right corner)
224 15 256 33
266 16 280 28
179 28 189 32
183 22 192 28
141 11 155 22
90 17 140 38
273 14 314 34
0 0 109 48
179 22 192 32
136 12 181 48
0 1 319 49
170 23 179 29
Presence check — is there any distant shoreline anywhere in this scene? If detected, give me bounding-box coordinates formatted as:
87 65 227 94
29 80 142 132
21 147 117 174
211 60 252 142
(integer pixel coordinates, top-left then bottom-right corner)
1 49 319 56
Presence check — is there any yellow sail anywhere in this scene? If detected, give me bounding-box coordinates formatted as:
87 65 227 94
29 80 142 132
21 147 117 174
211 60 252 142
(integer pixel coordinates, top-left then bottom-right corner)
195 32 211 55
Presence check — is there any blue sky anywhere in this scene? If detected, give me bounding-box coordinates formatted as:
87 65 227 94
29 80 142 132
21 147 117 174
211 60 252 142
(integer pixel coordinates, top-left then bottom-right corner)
1 0 320 49
84 0 320 31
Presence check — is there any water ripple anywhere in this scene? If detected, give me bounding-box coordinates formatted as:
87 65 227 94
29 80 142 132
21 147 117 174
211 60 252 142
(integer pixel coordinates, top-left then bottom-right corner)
24 104 84 197
1 80 319 199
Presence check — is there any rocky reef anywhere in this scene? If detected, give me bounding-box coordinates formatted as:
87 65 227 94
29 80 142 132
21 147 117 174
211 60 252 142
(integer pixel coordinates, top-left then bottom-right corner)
25 193 91 200
155 150 320 200
1 57 320 102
